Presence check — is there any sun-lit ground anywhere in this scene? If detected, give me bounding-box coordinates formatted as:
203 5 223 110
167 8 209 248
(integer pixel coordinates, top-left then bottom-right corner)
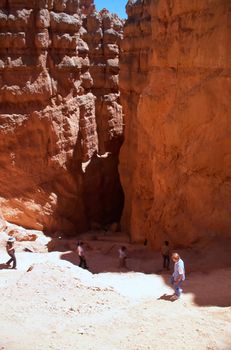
0 236 230 350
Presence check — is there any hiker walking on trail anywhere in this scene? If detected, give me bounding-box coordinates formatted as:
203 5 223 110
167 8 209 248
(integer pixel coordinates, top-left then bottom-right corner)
170 252 185 300
77 242 88 269
118 246 127 268
6 237 17 269
161 240 170 270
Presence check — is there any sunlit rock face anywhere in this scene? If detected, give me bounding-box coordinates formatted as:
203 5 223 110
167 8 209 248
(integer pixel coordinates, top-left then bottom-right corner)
0 0 124 234
120 0 231 247
0 207 6 230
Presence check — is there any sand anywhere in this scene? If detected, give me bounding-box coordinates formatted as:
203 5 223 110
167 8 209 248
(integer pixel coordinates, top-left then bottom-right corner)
0 237 230 350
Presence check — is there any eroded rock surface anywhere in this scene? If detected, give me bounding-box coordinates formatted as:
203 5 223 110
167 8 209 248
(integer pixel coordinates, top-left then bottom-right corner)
0 0 124 234
120 0 231 247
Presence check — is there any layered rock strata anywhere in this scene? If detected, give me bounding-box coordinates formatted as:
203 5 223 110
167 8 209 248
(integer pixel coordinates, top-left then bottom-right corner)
120 0 231 247
0 0 124 234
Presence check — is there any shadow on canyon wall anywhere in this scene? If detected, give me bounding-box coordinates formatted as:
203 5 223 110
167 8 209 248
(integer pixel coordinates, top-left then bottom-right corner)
42 148 124 236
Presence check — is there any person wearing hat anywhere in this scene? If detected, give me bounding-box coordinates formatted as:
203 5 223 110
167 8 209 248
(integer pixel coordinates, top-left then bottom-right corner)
6 237 17 269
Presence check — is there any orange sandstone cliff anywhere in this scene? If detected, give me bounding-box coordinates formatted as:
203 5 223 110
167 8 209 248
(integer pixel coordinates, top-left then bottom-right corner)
1 0 230 245
120 0 231 247
0 0 124 234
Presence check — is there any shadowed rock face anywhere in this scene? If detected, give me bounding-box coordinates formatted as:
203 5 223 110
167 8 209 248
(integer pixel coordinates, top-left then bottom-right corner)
120 0 231 247
0 0 124 234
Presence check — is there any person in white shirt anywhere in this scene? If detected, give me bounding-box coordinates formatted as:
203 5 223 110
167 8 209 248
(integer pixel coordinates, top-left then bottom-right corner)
170 252 185 300
118 246 127 268
77 242 88 269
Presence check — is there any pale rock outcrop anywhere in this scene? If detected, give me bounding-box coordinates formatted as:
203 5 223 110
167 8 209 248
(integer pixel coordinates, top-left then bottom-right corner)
0 207 6 231
120 0 231 247
7 227 38 241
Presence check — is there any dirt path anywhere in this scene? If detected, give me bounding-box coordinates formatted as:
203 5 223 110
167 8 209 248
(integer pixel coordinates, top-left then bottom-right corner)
0 243 231 350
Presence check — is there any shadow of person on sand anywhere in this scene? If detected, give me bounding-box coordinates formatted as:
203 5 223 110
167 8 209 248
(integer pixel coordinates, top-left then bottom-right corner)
0 263 11 270
160 271 231 307
157 294 177 302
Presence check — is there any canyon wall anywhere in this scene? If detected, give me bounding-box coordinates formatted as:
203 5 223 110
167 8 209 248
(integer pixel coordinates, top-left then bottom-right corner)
120 0 231 247
0 0 124 234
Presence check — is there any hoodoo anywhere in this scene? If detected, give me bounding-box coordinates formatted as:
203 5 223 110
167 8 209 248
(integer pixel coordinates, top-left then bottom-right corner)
0 0 124 234
0 0 230 246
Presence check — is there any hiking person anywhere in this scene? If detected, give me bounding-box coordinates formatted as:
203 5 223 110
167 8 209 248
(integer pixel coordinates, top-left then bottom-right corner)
161 240 170 270
118 246 127 268
6 237 17 269
170 252 185 300
77 242 88 269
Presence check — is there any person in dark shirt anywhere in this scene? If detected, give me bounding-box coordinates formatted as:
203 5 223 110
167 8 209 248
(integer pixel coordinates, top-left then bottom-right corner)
6 237 17 269
161 240 170 270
